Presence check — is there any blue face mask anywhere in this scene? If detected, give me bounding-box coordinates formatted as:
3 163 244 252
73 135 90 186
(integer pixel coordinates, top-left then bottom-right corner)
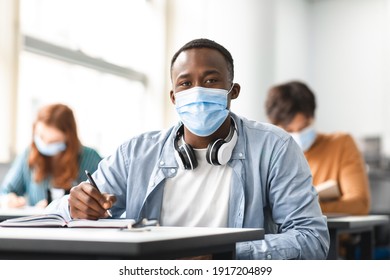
174 85 233 137
289 125 317 152
34 135 67 156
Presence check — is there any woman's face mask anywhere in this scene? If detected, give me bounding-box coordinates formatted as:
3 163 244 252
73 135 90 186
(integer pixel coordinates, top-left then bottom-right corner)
34 135 66 156
289 125 317 152
33 122 67 156
174 85 233 137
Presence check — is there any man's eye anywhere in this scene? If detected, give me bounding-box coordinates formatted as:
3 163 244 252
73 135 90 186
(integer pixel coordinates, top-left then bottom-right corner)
205 79 217 84
180 81 191 87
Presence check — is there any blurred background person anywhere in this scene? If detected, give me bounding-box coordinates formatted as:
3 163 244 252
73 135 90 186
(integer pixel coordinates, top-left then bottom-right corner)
265 80 371 215
0 103 102 208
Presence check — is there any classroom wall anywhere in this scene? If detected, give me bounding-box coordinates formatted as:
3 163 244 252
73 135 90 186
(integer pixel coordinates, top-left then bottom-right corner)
2 0 390 161
164 0 315 126
165 0 279 125
165 0 390 156
308 0 389 153
273 0 310 82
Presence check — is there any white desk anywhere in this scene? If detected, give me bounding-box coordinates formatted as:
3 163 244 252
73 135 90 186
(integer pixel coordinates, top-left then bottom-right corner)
326 214 390 259
0 226 264 259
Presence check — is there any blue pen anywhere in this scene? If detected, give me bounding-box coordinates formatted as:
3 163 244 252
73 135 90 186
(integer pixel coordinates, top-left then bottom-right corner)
85 170 113 217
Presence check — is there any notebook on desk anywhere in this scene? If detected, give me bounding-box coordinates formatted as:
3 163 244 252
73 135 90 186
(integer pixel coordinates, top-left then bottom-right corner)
324 213 348 218
315 180 341 201
0 213 135 228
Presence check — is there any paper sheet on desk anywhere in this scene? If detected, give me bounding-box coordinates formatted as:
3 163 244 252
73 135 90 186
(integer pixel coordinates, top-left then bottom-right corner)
315 180 341 201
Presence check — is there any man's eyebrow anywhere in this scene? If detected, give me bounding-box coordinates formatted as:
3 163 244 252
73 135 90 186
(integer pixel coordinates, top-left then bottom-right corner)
203 69 222 76
175 69 222 81
176 73 191 80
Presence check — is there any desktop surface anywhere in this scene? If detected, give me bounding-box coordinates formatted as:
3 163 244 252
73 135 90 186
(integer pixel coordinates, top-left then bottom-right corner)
327 214 389 229
326 214 390 260
0 226 264 259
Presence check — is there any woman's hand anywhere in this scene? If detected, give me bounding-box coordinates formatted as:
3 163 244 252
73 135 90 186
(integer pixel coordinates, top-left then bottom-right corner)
35 199 48 208
6 193 27 208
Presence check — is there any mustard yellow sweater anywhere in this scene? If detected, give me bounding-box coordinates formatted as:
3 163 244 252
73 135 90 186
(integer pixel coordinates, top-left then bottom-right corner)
304 133 371 215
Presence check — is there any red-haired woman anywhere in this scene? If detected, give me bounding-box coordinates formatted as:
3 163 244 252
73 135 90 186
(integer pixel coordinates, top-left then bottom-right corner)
0 103 102 208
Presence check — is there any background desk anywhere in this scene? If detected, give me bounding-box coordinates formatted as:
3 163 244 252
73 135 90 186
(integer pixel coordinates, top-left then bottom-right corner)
0 207 44 222
0 226 264 259
327 215 389 259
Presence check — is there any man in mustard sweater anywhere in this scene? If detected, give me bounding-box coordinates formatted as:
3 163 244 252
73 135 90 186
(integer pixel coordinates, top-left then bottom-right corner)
265 80 371 215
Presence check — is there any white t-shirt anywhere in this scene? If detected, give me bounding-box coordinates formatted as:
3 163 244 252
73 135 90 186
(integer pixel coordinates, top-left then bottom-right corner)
161 148 232 227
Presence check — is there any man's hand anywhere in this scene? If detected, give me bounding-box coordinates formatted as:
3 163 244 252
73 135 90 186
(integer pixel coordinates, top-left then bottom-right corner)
68 182 116 220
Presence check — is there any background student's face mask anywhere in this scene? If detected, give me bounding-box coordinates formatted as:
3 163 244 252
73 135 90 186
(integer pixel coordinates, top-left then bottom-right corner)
174 86 233 137
289 125 317 152
34 135 67 156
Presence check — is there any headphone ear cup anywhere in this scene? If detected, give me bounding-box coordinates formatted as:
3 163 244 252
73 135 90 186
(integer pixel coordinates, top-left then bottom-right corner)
206 139 226 165
178 143 198 170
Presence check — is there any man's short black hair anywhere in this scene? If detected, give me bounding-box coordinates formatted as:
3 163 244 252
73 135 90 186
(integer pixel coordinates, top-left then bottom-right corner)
170 38 234 82
265 81 316 126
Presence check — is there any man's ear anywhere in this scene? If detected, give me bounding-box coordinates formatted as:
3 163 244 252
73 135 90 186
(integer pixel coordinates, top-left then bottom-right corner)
230 83 240 100
227 83 240 109
170 90 176 105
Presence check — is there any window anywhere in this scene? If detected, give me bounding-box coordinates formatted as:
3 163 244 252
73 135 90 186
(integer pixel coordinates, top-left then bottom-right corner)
17 0 165 156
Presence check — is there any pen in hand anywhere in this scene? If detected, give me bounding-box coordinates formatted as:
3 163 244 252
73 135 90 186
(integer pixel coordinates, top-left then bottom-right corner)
84 170 113 218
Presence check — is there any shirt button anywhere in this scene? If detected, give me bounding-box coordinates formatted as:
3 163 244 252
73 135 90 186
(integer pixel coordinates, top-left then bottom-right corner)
266 254 272 260
239 153 243 157
170 168 176 174
160 161 165 166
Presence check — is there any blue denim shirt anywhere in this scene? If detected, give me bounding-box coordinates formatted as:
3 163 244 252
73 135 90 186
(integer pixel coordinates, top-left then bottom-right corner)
48 113 329 259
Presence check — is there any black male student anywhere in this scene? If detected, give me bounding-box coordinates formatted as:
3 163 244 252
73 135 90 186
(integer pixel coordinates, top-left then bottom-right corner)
46 38 330 259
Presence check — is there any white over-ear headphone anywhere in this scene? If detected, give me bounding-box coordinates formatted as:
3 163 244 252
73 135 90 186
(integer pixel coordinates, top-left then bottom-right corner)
174 117 238 170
